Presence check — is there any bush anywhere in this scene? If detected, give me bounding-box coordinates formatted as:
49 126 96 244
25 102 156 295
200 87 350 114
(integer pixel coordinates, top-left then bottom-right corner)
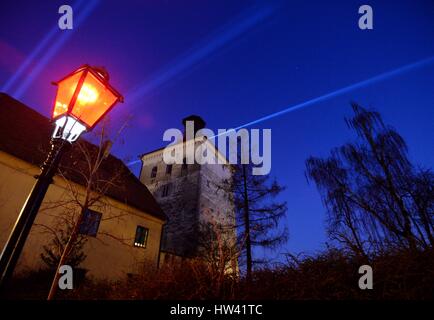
4 248 433 300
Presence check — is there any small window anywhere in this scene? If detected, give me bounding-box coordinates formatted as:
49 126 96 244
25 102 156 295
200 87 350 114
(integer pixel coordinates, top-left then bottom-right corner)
134 226 149 248
161 184 171 197
181 158 188 175
78 209 102 237
151 166 157 178
166 164 172 175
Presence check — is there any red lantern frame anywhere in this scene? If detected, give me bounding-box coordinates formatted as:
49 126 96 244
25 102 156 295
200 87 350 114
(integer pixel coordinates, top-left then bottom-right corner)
51 64 124 130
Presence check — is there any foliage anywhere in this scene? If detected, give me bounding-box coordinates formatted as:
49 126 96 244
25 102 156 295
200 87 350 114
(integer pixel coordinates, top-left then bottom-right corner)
40 221 87 270
222 162 287 276
8 247 433 300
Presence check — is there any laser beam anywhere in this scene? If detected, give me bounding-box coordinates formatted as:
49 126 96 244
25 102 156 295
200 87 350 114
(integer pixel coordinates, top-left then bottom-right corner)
3 0 100 98
233 56 434 130
1 0 86 93
125 4 277 109
127 55 434 168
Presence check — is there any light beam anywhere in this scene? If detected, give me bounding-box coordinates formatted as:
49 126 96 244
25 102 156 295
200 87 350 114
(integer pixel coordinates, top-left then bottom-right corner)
3 0 100 98
127 55 434 167
233 56 434 131
125 4 277 109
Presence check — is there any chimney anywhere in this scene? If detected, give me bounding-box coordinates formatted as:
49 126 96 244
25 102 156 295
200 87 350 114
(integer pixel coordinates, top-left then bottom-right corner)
182 115 206 140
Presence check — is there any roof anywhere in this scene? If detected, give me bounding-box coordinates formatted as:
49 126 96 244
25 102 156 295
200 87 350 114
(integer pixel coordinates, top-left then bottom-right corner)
139 145 166 158
0 93 166 221
139 114 206 158
140 137 228 165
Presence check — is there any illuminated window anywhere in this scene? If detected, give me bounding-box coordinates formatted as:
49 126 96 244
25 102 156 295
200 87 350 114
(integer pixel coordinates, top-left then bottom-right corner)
134 226 149 248
151 166 157 178
78 209 102 237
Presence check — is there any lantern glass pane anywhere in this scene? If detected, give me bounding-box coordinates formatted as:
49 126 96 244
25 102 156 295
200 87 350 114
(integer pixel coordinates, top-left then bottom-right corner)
53 71 84 119
70 72 118 128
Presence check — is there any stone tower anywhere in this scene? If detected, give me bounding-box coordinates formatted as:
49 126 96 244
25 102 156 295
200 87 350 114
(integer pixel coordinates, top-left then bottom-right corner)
139 116 235 260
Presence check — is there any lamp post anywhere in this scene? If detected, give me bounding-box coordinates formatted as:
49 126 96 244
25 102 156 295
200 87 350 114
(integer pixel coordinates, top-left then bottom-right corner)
0 65 123 290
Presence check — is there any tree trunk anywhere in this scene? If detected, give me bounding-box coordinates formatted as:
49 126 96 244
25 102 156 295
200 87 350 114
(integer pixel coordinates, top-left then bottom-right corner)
47 209 85 300
242 164 252 282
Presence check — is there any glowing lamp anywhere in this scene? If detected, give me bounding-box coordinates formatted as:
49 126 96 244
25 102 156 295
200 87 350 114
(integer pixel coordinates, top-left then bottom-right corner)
51 65 123 142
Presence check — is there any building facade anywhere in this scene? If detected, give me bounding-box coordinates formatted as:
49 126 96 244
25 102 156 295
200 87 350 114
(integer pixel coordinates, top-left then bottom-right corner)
139 116 237 264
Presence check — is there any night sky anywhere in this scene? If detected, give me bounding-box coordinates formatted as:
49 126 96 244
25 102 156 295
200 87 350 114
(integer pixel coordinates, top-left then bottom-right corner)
1 0 433 260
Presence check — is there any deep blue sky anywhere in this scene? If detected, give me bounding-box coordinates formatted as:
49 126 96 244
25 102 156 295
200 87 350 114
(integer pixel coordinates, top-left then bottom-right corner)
1 0 433 260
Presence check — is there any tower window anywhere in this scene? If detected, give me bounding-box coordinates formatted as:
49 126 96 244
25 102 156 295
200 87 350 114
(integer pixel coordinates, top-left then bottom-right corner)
181 158 188 175
162 183 171 197
134 226 149 248
151 166 157 178
166 164 172 175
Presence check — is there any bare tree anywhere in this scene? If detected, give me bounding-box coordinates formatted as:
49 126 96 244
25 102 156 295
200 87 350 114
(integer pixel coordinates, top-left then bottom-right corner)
38 121 133 300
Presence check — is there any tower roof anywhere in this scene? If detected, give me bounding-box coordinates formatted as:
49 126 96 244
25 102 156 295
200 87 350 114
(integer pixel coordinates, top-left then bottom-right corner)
182 115 206 130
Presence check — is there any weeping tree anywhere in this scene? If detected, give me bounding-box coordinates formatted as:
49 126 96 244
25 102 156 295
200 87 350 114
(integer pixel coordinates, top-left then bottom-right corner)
306 103 434 257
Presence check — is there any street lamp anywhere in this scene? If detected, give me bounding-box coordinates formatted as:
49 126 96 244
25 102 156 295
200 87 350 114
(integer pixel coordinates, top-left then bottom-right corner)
0 65 123 290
